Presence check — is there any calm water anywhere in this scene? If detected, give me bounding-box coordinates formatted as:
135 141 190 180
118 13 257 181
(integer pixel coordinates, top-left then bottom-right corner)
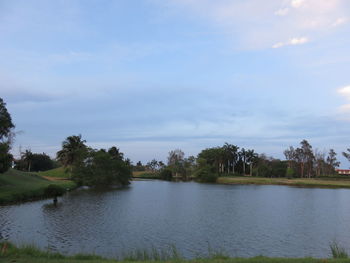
1 180 350 258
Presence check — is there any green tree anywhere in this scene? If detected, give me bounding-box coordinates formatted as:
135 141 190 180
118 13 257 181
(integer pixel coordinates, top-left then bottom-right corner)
73 148 131 187
240 148 247 175
31 153 54 172
246 149 258 176
223 143 239 174
343 149 350 167
0 98 15 173
22 149 34 172
327 149 340 174
167 149 185 178
56 135 87 172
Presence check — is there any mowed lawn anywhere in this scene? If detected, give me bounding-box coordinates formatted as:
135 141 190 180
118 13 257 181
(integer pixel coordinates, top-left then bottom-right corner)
217 176 350 188
39 167 71 179
0 169 76 204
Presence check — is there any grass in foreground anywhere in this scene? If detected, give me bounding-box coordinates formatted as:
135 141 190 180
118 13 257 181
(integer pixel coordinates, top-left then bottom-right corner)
1 242 350 263
0 169 76 204
217 176 350 188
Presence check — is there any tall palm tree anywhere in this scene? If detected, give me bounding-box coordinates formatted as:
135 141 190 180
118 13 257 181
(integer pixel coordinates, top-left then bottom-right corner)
22 149 33 172
240 148 247 175
224 143 239 174
56 135 87 172
245 149 258 176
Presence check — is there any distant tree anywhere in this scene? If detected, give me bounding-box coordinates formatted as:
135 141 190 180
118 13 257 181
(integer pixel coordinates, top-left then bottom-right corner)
147 159 158 172
167 149 185 166
22 149 34 172
0 143 12 173
158 161 165 169
134 161 145 171
73 148 131 187
343 149 350 167
183 155 196 178
300 140 314 178
167 149 185 178
326 149 340 175
194 165 218 183
31 153 54 172
223 143 239 174
246 149 258 176
239 148 247 175
284 146 295 169
56 135 87 172
314 149 326 177
0 98 15 173
108 146 124 161
159 168 173 181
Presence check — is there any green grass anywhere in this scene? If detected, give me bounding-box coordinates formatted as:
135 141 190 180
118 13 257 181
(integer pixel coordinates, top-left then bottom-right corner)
0 169 76 204
217 176 350 188
133 171 160 179
1 242 350 263
39 167 71 179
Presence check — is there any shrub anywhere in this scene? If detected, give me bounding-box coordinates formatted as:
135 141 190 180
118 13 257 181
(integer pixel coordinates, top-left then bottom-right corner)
330 241 348 258
286 167 295 178
159 168 173 181
195 166 218 183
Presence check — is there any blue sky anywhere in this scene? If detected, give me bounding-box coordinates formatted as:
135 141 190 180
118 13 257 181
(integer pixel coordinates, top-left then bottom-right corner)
1 0 350 166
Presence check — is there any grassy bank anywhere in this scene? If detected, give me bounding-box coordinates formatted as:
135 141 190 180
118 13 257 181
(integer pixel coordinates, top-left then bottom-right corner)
1 242 349 263
217 176 350 188
132 171 160 179
0 169 76 205
39 167 71 179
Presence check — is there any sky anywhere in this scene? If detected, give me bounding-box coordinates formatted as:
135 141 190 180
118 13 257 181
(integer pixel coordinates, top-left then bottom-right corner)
1 0 350 166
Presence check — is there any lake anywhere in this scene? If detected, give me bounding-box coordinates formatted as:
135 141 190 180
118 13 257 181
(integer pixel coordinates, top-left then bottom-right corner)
1 180 350 258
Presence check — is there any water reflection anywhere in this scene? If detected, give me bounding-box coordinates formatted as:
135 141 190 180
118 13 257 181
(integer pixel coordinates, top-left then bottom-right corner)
1 181 350 258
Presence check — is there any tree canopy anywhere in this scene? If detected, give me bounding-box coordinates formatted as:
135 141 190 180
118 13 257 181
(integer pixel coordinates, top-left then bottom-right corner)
0 98 14 173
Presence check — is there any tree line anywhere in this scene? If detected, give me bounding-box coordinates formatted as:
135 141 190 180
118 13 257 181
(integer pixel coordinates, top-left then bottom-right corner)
1 97 350 185
136 140 350 182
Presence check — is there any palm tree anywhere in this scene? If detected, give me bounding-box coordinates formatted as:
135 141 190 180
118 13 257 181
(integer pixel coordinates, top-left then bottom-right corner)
223 143 239 174
56 135 87 172
240 148 247 175
246 149 258 176
22 149 33 172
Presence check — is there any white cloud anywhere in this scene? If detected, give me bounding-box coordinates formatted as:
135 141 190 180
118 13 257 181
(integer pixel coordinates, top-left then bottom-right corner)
338 85 350 98
291 0 305 8
333 17 348 27
159 0 350 49
337 86 350 113
275 8 289 16
272 37 309 48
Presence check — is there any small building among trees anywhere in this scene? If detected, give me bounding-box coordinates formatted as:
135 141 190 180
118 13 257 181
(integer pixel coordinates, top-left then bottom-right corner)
336 169 350 175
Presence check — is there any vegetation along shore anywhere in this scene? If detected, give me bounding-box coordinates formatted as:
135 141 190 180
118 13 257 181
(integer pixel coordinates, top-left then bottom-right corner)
0 169 76 205
216 176 350 188
1 242 350 263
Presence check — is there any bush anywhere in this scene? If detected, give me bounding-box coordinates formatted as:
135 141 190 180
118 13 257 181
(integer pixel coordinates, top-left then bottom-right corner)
330 241 348 258
286 167 295 178
195 166 218 183
159 168 173 181
0 143 12 173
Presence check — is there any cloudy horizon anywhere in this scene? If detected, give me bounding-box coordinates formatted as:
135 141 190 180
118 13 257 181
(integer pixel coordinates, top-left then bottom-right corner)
1 0 350 167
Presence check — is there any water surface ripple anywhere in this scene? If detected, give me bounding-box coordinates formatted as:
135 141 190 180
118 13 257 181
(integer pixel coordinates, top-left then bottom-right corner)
1 181 350 258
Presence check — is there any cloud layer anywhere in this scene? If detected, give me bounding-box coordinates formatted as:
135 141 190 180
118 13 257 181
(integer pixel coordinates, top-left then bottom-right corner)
159 0 350 49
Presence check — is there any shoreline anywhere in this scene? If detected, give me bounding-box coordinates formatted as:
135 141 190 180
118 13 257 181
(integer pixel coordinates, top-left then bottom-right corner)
0 169 76 206
216 176 350 189
0 242 348 263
